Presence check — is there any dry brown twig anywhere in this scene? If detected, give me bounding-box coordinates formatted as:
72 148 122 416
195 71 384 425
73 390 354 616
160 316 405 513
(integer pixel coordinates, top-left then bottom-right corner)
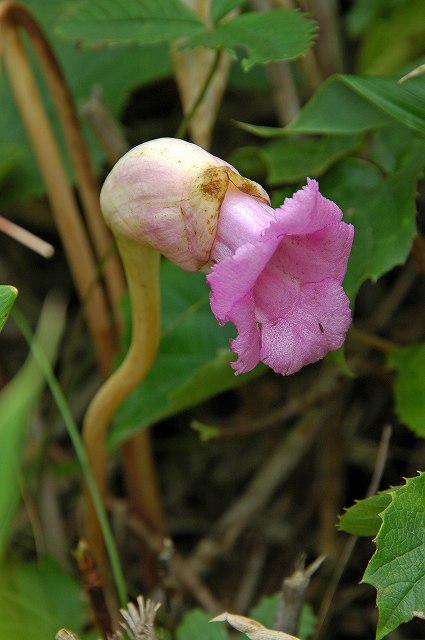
212 611 301 640
127 512 223 612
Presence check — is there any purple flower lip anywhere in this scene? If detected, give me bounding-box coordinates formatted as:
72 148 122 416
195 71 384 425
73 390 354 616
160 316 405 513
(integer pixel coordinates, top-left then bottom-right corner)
207 178 354 375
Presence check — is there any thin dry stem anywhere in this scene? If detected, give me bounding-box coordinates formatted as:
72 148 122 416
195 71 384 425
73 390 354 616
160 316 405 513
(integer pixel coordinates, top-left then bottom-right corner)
173 0 232 148
81 86 129 165
0 18 115 375
0 1 125 333
83 239 161 567
0 214 54 257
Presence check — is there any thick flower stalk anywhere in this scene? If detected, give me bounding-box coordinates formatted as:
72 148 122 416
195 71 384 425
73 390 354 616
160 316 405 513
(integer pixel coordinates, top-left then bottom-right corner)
101 137 354 377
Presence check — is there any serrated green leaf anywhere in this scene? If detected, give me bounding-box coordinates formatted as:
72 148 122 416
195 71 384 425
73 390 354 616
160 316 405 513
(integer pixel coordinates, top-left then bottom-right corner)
338 492 392 537
388 342 425 437
176 609 228 640
185 9 316 70
286 75 425 136
0 558 84 640
320 138 425 300
0 286 18 333
109 261 264 447
56 0 204 46
362 473 425 639
263 135 360 185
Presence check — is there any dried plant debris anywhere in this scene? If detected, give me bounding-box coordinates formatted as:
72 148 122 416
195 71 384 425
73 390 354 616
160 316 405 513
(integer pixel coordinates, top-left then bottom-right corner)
56 596 160 640
211 611 301 640
120 596 161 640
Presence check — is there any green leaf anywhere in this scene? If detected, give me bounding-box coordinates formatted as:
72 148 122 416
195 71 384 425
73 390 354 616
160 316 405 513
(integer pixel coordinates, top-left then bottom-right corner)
338 492 392 537
0 286 18 333
109 261 264 447
227 146 268 183
356 0 425 74
235 122 290 138
362 473 425 639
249 592 279 628
262 135 360 185
286 74 425 136
320 138 425 300
371 124 417 173
0 558 84 640
56 0 204 46
345 0 392 38
176 609 228 640
388 342 425 437
185 9 317 70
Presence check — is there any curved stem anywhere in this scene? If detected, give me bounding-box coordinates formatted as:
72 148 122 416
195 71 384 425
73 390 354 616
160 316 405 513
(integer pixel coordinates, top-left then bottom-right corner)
82 239 161 567
0 1 125 333
0 20 116 376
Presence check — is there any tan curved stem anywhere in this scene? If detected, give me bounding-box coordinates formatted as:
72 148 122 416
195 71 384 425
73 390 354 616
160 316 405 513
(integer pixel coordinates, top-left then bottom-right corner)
0 1 125 334
83 239 161 567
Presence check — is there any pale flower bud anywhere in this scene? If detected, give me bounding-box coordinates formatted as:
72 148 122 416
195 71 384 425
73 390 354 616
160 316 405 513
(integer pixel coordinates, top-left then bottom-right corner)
100 137 269 271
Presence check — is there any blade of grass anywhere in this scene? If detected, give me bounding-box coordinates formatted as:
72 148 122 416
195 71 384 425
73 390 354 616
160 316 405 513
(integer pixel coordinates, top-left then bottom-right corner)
12 306 127 607
0 292 64 561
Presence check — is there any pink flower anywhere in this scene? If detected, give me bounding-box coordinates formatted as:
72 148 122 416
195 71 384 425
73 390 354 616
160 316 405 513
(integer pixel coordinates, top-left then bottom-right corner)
100 138 353 376
207 179 354 375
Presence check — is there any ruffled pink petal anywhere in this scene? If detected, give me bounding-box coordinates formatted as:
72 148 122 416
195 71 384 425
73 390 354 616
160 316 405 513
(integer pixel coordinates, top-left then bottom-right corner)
207 237 279 322
259 280 352 375
227 293 261 374
207 179 354 376
267 178 344 238
266 222 354 285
